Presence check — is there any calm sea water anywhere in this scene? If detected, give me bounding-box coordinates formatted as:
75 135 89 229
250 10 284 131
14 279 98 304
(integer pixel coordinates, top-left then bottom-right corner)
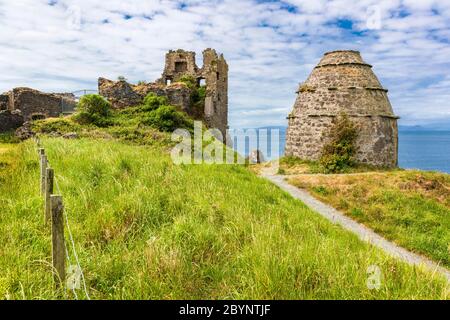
233 128 450 174
398 131 450 173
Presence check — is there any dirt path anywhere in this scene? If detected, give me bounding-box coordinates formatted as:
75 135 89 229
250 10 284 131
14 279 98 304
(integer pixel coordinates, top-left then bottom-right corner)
261 173 450 282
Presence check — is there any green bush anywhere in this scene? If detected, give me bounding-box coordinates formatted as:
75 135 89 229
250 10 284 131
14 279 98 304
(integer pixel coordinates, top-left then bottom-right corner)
178 75 197 90
32 118 81 134
74 94 111 127
178 75 206 109
319 113 358 173
77 94 111 117
72 111 112 127
142 93 169 111
143 105 193 132
0 132 20 143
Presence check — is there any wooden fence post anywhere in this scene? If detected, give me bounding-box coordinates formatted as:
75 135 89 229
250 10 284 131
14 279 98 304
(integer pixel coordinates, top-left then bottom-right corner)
45 168 54 224
40 154 47 196
51 195 65 288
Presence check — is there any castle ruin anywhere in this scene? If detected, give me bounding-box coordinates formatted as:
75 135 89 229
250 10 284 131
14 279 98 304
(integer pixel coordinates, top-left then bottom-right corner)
99 48 228 137
0 87 76 133
285 50 398 167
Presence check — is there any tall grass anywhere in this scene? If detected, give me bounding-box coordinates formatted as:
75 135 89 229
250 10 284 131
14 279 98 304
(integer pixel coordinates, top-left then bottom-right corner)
0 137 448 299
289 172 450 267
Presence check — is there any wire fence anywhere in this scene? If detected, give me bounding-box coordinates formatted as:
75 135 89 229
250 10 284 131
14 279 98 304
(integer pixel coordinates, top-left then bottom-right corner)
34 135 90 300
60 89 98 114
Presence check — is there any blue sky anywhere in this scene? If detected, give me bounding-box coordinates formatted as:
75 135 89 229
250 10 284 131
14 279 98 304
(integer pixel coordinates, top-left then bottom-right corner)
0 0 449 128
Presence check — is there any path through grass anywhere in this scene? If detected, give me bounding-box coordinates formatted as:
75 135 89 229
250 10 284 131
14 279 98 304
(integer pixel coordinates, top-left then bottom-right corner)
289 172 450 268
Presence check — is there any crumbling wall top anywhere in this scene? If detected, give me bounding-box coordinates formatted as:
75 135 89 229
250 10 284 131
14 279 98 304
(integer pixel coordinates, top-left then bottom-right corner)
318 50 370 67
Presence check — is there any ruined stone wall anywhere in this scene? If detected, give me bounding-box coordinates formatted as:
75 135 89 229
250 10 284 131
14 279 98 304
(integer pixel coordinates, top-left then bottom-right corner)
157 48 229 137
5 87 76 120
285 50 398 168
98 77 192 112
0 93 9 111
158 49 198 84
0 110 24 133
98 78 144 108
200 48 228 138
99 48 229 138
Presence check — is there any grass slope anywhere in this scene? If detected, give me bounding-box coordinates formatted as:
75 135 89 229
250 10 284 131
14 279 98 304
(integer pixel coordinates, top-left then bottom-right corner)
0 137 448 299
289 171 450 268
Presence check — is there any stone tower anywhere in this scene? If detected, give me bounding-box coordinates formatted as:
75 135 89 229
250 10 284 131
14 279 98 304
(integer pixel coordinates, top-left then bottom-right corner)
285 50 398 167
160 49 198 84
200 49 228 137
159 48 228 137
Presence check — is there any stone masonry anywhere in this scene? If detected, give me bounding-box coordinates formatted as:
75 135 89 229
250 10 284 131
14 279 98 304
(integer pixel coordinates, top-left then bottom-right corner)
285 50 399 167
99 48 228 138
0 110 24 133
0 87 76 120
98 78 192 112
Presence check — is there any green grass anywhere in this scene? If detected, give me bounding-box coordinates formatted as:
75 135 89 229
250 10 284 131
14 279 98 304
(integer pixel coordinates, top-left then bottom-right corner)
0 137 448 299
278 156 397 175
289 171 450 268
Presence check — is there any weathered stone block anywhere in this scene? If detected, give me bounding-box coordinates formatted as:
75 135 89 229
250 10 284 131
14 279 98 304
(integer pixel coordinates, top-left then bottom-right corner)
0 109 24 133
7 87 76 120
0 93 9 111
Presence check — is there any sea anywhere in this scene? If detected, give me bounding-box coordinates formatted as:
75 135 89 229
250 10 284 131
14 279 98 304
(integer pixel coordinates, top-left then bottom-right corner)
231 127 450 174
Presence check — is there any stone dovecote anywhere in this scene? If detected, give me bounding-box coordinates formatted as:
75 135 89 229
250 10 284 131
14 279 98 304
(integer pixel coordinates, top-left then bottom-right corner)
285 50 399 167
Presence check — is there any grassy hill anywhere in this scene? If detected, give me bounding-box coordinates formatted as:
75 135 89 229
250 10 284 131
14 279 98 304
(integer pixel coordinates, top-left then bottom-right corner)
0 136 448 299
288 171 450 268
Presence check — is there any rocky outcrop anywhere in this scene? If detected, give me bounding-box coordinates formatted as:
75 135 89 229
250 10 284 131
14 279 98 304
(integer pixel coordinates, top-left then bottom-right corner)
285 50 398 168
0 109 24 133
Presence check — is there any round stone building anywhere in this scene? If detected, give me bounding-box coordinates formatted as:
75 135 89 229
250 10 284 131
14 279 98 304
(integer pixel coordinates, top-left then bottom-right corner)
285 50 399 167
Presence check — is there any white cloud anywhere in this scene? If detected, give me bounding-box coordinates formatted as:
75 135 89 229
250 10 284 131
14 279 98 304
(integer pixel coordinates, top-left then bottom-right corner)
0 0 449 128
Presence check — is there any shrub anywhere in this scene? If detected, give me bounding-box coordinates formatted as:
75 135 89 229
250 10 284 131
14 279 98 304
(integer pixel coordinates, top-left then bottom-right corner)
74 94 111 127
178 75 206 110
77 94 110 117
319 113 358 173
72 111 112 127
32 118 81 134
143 105 193 132
142 93 169 111
0 132 20 143
177 75 197 90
